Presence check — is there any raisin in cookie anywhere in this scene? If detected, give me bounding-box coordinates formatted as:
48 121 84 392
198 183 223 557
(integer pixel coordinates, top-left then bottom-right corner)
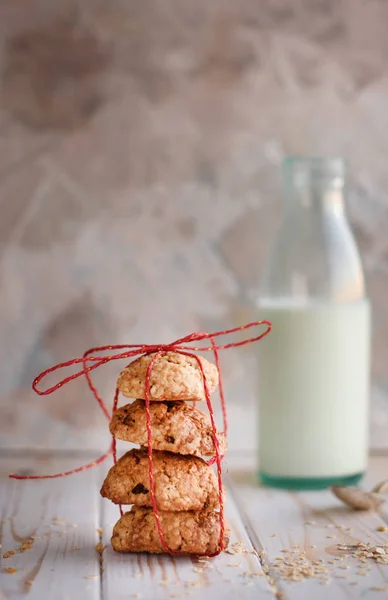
111 506 229 554
100 448 220 511
110 400 227 457
117 351 218 401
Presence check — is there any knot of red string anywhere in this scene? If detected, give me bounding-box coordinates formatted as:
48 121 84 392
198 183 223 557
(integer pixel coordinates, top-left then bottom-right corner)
9 320 271 557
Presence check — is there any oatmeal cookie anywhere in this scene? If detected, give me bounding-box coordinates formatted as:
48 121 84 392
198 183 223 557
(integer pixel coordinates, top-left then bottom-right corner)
110 400 227 457
117 351 218 401
111 506 229 554
100 448 220 511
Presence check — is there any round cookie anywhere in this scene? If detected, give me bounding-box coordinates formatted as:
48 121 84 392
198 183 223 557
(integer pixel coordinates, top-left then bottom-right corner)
117 351 218 401
111 506 229 554
110 400 227 457
100 448 220 511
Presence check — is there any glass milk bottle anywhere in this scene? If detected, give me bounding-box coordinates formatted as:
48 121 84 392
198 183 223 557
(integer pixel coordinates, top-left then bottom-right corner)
257 157 371 490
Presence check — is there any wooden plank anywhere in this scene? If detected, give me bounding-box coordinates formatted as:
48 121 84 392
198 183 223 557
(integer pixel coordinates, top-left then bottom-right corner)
228 453 388 599
0 454 102 600
100 488 273 600
2 451 387 600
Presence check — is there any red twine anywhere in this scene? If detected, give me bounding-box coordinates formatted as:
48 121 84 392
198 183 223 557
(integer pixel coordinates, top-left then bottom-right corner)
9 320 271 557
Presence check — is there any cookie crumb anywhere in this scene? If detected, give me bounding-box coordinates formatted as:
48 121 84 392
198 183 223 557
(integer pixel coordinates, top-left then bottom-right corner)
2 567 18 574
225 541 247 554
3 550 16 558
271 549 331 583
72 546 79 552
95 542 104 554
377 526 388 532
97 527 103 535
185 580 201 587
370 587 388 592
19 539 34 552
52 516 67 526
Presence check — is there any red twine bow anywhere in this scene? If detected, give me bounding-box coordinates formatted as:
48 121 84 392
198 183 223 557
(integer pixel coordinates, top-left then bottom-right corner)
9 320 271 557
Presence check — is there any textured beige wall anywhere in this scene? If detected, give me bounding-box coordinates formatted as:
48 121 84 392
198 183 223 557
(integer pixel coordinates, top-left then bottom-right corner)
1 0 388 453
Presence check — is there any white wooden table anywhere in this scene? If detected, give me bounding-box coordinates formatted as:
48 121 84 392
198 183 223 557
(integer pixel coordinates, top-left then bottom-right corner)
1 451 388 600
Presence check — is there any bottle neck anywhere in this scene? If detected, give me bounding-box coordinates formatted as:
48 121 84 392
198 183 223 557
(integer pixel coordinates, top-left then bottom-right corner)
285 185 345 218
283 156 346 219
258 157 365 304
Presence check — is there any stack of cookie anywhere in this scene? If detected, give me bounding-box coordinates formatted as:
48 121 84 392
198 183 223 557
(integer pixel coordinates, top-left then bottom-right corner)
100 351 229 555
